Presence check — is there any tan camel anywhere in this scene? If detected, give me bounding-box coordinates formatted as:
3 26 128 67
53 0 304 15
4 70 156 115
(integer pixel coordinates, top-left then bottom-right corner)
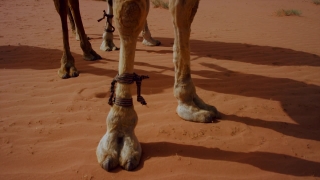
96 0 219 171
53 0 102 79
99 0 161 51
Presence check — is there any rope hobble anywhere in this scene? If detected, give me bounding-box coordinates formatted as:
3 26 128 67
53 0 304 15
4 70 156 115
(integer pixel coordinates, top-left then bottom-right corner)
108 73 149 107
97 10 115 33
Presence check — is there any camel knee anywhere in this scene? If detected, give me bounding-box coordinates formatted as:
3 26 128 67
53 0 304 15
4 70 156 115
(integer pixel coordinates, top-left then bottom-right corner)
169 0 199 27
114 0 148 37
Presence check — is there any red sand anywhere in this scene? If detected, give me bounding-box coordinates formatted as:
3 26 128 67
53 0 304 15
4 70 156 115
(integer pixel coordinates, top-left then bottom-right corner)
1 0 320 179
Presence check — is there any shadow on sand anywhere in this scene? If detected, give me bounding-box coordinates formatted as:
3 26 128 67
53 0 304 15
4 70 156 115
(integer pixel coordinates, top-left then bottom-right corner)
1 40 319 176
136 142 320 177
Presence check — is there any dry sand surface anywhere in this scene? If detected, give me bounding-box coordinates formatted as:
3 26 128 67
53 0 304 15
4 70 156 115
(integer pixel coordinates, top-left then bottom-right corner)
1 0 320 179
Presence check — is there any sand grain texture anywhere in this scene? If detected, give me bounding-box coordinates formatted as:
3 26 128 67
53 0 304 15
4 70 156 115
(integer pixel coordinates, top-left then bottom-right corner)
1 0 320 179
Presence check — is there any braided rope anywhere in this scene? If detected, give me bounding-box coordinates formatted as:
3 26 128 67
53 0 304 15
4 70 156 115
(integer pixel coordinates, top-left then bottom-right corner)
108 73 149 107
114 98 133 107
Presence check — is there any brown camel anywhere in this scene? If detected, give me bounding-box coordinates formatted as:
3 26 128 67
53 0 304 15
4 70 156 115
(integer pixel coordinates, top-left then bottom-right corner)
53 0 102 79
95 0 219 172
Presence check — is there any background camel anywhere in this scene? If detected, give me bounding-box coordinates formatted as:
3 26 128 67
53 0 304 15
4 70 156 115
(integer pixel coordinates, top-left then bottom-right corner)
67 0 160 51
53 0 102 79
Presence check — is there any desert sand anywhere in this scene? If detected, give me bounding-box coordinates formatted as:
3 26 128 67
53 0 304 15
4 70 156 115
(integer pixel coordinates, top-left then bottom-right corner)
1 0 320 179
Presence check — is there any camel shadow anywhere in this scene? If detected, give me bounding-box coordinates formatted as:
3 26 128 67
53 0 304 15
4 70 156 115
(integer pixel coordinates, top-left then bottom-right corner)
153 37 320 66
0 45 117 77
192 63 320 140
136 142 320 177
222 113 319 142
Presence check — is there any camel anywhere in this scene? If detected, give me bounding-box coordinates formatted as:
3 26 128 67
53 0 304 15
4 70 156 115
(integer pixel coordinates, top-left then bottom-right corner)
54 0 219 172
95 0 220 171
53 0 102 79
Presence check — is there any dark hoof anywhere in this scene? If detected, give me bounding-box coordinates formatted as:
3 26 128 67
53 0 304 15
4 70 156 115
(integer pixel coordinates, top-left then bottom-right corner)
61 73 70 79
84 50 102 61
102 157 115 172
91 50 102 60
215 111 221 119
94 54 102 60
124 161 137 171
71 71 79 77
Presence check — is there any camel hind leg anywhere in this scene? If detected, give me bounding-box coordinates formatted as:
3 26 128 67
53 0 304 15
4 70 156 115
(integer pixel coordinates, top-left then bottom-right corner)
68 0 101 61
170 0 219 122
53 0 79 78
141 21 161 46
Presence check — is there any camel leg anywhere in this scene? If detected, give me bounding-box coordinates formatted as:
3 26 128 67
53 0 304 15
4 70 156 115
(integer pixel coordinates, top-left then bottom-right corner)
169 0 219 123
141 20 161 46
68 0 101 61
100 0 119 51
96 0 148 171
67 7 80 40
53 0 79 79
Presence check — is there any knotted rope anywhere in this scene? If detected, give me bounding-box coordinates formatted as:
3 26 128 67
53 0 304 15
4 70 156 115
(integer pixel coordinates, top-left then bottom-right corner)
108 73 149 107
97 10 115 33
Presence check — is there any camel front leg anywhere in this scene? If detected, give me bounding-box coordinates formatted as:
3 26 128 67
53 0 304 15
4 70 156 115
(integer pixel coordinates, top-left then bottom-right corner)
100 0 119 51
97 0 148 171
169 0 219 123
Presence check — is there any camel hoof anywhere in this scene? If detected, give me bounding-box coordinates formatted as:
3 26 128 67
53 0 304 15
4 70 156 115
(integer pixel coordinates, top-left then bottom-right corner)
176 104 219 123
84 50 102 61
93 54 102 60
71 71 79 77
124 160 137 171
58 69 70 79
113 47 120 51
155 41 161 46
142 39 161 46
102 157 115 172
61 73 70 79
84 55 101 61
100 44 119 52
